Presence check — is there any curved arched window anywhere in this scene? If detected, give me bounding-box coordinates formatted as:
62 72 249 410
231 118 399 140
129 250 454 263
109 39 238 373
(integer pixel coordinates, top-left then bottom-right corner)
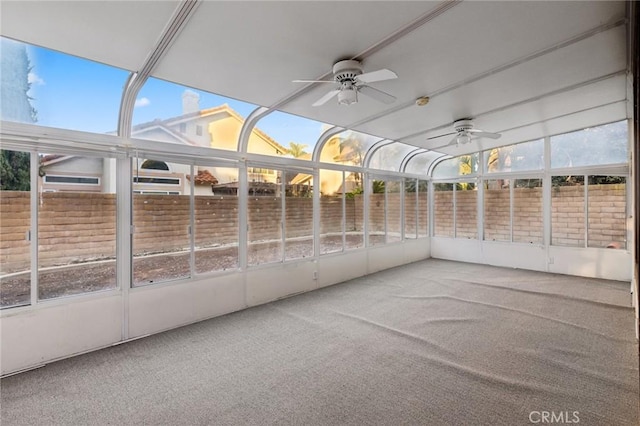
368 142 417 171
132 77 257 151
404 151 443 175
140 159 169 171
319 130 381 167
249 110 328 159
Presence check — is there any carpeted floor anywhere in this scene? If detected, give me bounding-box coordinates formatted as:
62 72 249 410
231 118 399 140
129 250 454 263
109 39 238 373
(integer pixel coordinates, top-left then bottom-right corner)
1 259 638 425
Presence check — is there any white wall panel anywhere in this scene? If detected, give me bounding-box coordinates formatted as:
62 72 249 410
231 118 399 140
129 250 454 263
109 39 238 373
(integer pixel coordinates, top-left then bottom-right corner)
245 260 318 306
431 238 632 282
318 250 368 289
128 274 245 338
549 246 632 282
481 242 547 272
1 294 122 375
431 238 484 264
368 244 410 273
402 238 431 263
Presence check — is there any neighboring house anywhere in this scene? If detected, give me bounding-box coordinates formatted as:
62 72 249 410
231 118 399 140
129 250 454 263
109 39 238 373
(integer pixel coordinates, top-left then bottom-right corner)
39 91 290 195
38 91 374 196
40 154 108 193
317 135 363 196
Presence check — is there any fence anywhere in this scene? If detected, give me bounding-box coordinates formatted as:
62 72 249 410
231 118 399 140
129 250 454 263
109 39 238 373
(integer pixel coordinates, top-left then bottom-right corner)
0 183 626 274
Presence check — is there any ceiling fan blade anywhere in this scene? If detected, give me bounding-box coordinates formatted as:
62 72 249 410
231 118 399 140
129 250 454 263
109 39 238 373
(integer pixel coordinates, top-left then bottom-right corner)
312 89 340 107
469 129 501 139
426 131 456 141
425 137 457 151
357 68 398 83
358 85 396 104
293 79 336 84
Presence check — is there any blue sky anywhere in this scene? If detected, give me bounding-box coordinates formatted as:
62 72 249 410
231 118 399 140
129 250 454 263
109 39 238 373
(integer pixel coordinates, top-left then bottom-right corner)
23 41 328 150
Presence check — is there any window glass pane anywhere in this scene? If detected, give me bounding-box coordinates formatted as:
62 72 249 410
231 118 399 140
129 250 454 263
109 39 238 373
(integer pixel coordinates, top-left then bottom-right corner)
320 169 344 255
346 172 364 249
195 166 238 274
513 179 543 244
485 139 544 173
550 121 628 168
132 77 258 151
368 178 386 246
404 179 417 240
1 37 127 133
405 151 442 175
319 130 381 167
432 154 479 179
38 153 116 299
1 149 31 308
587 176 626 249
285 171 313 260
551 175 585 247
417 180 429 238
455 182 477 239
386 180 402 243
484 179 510 242
433 183 454 237
251 111 328 159
369 143 416 171
248 169 282 265
133 158 190 286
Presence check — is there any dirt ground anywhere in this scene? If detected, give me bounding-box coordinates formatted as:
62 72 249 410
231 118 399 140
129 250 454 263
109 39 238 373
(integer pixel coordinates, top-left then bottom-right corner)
1 234 381 308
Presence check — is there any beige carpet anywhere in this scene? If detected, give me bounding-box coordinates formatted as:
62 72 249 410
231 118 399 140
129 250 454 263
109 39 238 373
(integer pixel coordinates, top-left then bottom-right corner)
1 259 638 425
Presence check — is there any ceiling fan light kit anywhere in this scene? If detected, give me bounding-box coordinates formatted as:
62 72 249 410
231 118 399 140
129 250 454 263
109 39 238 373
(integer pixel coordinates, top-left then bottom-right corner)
337 86 358 105
294 59 397 106
456 133 472 146
426 118 502 149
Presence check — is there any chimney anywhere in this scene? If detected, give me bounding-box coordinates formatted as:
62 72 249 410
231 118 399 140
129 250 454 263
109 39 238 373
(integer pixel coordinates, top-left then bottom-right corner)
182 90 200 114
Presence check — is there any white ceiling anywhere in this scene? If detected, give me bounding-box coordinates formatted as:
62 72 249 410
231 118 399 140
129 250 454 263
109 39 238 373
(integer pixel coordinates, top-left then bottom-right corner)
0 1 630 156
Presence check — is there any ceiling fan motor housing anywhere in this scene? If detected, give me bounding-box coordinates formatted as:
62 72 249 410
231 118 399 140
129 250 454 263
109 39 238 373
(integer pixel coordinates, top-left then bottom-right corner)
333 60 363 82
453 118 475 133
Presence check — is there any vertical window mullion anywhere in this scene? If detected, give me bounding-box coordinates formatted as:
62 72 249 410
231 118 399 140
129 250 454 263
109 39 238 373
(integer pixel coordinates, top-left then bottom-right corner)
342 171 346 252
453 183 457 238
384 180 389 243
30 151 38 306
238 163 248 270
415 179 419 239
281 170 286 262
510 179 514 243
189 164 195 276
584 174 589 248
365 173 370 247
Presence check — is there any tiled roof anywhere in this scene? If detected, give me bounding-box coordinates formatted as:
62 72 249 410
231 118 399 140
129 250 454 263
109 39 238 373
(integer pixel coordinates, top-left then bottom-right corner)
187 169 219 185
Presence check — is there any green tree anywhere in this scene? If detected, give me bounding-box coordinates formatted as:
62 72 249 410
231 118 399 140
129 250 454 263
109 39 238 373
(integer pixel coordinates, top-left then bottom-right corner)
0 150 30 191
1 38 37 123
287 142 308 158
0 39 37 191
338 135 366 166
372 180 385 193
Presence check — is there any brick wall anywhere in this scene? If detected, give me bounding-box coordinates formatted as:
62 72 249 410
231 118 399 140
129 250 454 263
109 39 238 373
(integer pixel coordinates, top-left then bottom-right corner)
514 187 543 244
587 184 626 248
551 186 586 246
434 190 454 237
456 190 477 238
484 187 510 241
550 183 626 248
1 192 31 274
0 183 626 274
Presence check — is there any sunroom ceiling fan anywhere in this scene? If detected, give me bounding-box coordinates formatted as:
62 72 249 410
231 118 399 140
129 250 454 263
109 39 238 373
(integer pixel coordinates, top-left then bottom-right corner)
293 60 397 106
427 118 501 148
